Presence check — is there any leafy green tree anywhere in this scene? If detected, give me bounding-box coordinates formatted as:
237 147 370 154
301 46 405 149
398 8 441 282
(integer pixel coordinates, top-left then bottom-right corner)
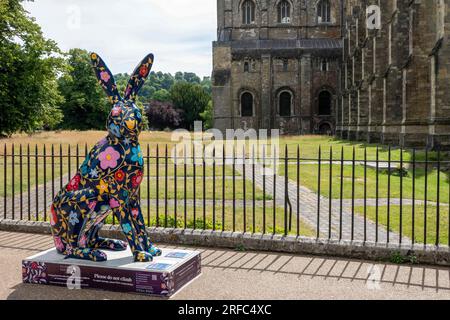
57 48 110 130
201 76 212 95
152 89 171 102
200 100 214 130
182 72 201 84
170 82 210 130
0 0 64 137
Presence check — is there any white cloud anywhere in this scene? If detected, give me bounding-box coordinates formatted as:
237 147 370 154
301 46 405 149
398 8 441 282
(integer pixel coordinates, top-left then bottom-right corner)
23 0 216 77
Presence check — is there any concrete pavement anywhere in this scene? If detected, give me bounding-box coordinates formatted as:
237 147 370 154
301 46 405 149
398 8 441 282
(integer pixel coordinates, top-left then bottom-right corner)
0 231 449 300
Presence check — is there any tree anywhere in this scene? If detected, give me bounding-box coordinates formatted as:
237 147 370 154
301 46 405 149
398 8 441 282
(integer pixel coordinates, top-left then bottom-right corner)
0 0 64 137
200 100 214 130
146 100 184 130
57 48 110 130
152 89 171 102
182 72 201 84
201 76 212 95
170 82 210 130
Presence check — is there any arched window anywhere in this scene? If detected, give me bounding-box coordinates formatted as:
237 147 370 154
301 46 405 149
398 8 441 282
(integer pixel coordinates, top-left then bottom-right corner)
282 59 288 72
242 0 256 25
321 59 328 72
279 91 292 117
241 92 254 117
317 0 331 23
244 61 250 72
318 91 332 115
278 0 291 23
319 123 332 135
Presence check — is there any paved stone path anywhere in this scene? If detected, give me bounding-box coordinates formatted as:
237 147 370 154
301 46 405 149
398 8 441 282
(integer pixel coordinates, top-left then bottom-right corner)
0 174 70 220
234 163 411 244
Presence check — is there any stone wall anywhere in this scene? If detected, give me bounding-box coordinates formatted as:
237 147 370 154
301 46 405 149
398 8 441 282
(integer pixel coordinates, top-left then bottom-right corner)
338 1 450 149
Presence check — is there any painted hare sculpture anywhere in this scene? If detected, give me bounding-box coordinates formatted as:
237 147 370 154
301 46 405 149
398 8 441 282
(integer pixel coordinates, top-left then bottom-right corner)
50 53 161 263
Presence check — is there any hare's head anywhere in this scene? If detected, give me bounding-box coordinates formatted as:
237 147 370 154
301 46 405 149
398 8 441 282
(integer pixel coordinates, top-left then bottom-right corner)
90 53 154 142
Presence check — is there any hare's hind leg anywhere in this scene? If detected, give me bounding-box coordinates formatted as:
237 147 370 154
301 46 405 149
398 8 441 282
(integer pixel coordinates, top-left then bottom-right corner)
53 187 109 262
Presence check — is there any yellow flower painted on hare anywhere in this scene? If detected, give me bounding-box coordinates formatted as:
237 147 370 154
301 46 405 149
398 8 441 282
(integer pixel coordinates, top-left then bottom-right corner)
96 179 108 195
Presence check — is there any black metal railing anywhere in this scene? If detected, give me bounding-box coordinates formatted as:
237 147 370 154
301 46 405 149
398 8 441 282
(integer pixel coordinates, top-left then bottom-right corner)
1 143 450 248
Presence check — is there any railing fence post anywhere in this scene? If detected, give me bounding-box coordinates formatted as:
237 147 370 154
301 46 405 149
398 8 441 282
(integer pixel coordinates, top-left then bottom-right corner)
329 146 333 239
3 144 6 220
12 143 15 220
317 145 321 239
20 144 23 220
284 145 288 237
436 149 441 246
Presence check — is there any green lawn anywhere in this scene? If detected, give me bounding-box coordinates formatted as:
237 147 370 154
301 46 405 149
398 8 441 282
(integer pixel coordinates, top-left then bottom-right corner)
355 205 449 245
281 164 450 203
139 176 271 200
278 135 442 161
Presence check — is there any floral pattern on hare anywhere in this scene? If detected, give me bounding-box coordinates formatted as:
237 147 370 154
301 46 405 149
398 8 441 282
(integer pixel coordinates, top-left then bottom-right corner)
50 52 162 263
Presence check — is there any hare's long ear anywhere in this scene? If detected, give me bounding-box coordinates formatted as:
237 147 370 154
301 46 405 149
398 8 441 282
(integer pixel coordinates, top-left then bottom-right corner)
89 52 121 104
124 54 154 101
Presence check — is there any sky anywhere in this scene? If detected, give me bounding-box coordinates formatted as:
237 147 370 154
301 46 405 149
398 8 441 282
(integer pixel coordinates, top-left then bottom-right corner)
23 0 217 78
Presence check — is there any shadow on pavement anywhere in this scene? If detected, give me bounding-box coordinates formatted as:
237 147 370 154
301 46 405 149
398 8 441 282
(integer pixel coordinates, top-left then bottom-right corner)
7 283 167 300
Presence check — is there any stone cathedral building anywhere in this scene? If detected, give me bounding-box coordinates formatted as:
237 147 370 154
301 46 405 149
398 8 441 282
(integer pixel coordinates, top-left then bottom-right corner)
212 0 343 135
212 0 450 148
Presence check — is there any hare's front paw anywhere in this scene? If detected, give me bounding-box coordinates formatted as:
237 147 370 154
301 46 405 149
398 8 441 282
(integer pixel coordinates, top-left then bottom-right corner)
134 251 153 262
149 245 162 257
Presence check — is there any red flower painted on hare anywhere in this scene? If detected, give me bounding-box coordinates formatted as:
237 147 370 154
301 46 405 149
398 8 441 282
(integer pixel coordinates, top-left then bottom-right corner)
66 174 81 191
50 205 58 226
132 171 143 187
115 169 125 182
139 65 149 77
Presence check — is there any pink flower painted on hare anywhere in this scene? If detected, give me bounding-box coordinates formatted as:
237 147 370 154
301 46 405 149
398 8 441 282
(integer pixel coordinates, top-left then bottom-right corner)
79 235 87 248
98 147 120 170
111 106 122 116
53 236 65 252
100 71 110 83
109 198 120 209
131 208 139 219
88 201 97 211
